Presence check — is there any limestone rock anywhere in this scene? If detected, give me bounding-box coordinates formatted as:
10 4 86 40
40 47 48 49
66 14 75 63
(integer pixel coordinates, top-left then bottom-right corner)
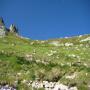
0 17 6 37
9 24 18 34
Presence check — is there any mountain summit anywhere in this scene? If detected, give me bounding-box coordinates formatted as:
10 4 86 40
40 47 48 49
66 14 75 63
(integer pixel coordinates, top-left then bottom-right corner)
0 17 18 37
0 17 6 37
9 24 18 34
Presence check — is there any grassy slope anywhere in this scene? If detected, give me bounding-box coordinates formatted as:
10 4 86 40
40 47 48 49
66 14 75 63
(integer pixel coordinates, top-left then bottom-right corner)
0 34 90 90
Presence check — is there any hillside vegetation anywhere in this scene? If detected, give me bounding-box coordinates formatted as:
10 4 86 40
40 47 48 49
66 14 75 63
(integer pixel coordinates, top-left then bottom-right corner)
0 33 90 90
0 18 90 90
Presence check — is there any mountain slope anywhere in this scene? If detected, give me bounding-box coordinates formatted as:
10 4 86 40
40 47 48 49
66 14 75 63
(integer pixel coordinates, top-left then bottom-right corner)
0 18 90 90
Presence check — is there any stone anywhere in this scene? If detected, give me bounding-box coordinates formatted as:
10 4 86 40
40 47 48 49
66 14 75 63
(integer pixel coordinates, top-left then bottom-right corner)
53 83 68 90
65 73 77 79
9 24 18 34
25 54 33 61
69 87 78 90
49 41 60 46
80 37 90 42
0 17 6 37
65 43 73 47
0 27 6 37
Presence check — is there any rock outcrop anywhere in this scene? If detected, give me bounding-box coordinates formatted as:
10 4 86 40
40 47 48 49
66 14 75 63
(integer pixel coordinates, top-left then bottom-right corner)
0 17 6 37
0 17 18 37
9 24 18 34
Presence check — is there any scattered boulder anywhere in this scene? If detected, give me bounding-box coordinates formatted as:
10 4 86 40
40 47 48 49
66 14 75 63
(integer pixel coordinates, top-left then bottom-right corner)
0 84 16 90
65 73 77 79
49 41 60 46
80 37 90 42
31 80 78 90
25 54 33 61
53 83 68 90
65 43 73 47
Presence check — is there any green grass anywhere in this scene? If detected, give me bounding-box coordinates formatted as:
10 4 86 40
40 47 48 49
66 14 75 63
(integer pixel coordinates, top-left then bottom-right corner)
0 34 90 89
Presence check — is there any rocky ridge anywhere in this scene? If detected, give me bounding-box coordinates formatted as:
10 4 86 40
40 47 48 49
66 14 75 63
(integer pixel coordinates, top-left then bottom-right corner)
0 17 18 37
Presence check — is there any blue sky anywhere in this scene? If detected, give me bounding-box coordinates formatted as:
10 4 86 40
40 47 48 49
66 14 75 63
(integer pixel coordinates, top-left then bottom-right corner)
0 0 90 40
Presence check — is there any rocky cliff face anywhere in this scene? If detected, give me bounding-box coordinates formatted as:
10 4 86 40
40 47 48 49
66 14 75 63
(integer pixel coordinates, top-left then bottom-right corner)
0 17 18 37
0 17 6 37
0 26 6 37
9 24 18 34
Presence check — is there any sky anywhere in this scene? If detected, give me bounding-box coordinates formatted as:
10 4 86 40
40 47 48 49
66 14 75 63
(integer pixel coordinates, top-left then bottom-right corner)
0 0 90 40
